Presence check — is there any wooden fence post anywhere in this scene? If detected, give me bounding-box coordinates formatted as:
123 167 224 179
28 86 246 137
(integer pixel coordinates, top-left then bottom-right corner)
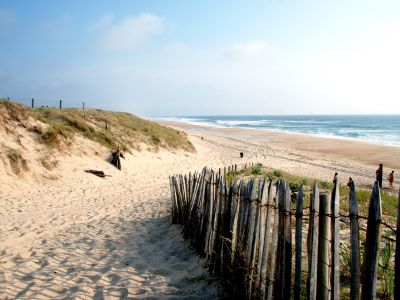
307 182 320 300
378 164 383 188
258 179 273 294
331 181 340 300
274 181 292 300
267 181 280 300
248 179 261 297
317 192 331 300
395 188 400 300
361 181 382 300
294 185 304 300
206 173 216 258
349 180 361 300
230 180 241 263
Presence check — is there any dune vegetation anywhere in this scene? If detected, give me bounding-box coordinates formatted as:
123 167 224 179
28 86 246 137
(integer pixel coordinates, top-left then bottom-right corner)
0 99 194 176
0 99 194 152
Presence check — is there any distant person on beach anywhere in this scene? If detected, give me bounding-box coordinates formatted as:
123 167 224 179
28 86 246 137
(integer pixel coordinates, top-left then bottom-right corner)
333 172 338 184
347 177 353 187
388 170 394 188
376 168 380 181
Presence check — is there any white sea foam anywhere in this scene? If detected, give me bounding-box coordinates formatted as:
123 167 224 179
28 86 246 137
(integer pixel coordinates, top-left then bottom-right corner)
156 115 400 147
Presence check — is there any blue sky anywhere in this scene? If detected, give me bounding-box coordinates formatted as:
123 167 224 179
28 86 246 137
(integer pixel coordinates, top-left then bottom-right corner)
0 1 399 116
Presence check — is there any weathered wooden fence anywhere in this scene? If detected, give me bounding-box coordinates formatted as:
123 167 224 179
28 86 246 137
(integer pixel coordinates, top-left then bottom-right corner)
169 165 400 299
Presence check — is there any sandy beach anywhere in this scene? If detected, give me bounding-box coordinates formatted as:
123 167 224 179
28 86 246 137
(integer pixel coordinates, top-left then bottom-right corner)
1 121 399 299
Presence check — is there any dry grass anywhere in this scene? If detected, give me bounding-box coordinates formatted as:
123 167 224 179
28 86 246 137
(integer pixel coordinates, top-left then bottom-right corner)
0 100 194 152
6 148 29 175
40 156 59 170
0 99 30 126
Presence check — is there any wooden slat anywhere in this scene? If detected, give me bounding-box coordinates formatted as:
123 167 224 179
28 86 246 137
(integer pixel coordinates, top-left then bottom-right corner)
361 181 382 300
282 181 292 300
307 181 319 300
205 172 216 258
294 185 304 300
349 180 361 300
317 192 331 300
395 188 400 300
260 179 273 296
331 181 340 300
267 181 280 300
256 179 270 289
247 179 258 264
231 180 242 263
248 179 261 297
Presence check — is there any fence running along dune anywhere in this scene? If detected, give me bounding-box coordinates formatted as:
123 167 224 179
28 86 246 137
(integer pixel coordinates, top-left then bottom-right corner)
169 164 400 299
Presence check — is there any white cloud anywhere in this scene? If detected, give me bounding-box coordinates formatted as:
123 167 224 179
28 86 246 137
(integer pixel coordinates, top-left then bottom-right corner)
223 40 275 59
100 13 165 51
165 42 189 54
90 14 115 31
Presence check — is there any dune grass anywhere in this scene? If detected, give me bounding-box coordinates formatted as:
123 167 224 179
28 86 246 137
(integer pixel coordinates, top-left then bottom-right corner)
6 148 29 175
0 99 194 152
226 164 398 222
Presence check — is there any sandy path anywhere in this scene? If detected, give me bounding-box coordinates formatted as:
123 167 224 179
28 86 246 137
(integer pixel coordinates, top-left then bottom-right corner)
0 140 227 299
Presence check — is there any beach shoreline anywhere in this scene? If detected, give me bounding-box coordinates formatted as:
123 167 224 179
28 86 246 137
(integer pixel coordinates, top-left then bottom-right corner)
159 120 400 171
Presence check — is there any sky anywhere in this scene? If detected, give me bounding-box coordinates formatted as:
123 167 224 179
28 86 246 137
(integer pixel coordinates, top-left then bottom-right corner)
0 0 400 116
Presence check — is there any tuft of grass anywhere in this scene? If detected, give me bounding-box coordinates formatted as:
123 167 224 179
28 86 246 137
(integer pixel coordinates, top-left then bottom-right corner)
225 171 238 184
6 148 29 175
0 99 30 126
40 156 59 170
41 125 73 147
251 165 262 175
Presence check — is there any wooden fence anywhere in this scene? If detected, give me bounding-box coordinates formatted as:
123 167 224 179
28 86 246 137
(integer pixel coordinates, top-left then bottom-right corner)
169 165 400 299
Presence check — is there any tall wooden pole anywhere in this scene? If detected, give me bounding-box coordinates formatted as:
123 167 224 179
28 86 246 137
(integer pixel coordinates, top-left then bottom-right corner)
361 181 382 300
317 192 331 300
307 182 319 300
394 188 400 300
331 181 340 300
294 186 304 300
349 180 361 300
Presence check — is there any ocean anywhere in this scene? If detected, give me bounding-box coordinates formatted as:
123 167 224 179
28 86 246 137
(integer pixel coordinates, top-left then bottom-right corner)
159 115 400 147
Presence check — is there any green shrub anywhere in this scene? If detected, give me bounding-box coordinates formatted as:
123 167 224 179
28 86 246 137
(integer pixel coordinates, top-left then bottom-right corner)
273 169 282 178
289 182 302 193
251 165 262 175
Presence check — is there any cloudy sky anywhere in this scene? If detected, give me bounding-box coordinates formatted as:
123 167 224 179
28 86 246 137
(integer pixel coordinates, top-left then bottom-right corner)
0 0 399 116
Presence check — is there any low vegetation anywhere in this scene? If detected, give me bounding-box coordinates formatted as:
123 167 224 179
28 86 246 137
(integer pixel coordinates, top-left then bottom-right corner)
0 99 194 152
226 163 398 222
6 148 28 175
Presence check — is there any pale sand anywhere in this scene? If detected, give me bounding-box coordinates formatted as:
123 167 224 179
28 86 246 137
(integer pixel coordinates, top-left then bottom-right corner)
0 138 226 299
1 121 399 299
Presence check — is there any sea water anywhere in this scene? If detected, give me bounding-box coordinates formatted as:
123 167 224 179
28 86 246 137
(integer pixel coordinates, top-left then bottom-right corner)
160 115 400 147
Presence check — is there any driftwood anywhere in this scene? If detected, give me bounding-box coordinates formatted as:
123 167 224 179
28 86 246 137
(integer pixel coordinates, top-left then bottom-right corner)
85 169 110 178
